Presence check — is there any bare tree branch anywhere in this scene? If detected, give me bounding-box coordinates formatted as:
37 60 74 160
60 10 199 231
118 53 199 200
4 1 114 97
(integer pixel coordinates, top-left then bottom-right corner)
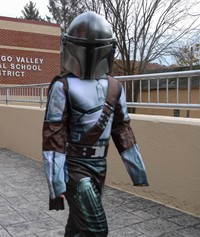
98 0 200 75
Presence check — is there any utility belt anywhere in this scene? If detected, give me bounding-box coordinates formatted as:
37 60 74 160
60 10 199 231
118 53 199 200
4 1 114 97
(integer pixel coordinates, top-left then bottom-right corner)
67 143 109 159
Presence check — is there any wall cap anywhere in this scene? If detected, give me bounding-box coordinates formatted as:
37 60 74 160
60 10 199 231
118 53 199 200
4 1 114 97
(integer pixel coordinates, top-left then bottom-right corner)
129 114 200 126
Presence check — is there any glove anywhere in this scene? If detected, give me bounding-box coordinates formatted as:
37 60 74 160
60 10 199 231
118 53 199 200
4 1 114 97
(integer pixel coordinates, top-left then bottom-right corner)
49 196 65 211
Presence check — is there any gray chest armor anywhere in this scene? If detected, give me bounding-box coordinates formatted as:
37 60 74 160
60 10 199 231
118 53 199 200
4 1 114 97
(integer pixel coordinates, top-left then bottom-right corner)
67 76 112 144
65 77 119 145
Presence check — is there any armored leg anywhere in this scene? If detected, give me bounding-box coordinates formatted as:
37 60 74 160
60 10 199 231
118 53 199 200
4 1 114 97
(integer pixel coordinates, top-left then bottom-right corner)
65 177 108 237
64 212 79 237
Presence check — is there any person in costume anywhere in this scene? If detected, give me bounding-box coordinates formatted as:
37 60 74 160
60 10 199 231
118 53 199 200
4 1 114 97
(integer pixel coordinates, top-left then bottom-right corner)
42 11 149 237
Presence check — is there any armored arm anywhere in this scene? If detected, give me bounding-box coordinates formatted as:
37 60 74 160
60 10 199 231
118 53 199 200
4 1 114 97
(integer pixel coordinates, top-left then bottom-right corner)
111 85 149 186
42 78 69 208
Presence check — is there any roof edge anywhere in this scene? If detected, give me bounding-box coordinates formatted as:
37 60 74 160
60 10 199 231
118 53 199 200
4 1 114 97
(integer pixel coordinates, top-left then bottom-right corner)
0 15 60 28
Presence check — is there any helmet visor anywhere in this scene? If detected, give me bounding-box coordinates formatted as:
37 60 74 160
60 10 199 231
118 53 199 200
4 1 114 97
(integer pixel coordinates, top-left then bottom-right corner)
66 41 114 79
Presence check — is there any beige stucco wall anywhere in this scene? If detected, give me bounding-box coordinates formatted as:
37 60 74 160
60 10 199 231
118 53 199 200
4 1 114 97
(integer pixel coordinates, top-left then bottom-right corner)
107 114 200 217
0 105 200 217
0 105 44 160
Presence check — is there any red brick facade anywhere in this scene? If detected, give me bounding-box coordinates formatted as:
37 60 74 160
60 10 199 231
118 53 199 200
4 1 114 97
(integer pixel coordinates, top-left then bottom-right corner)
0 16 61 85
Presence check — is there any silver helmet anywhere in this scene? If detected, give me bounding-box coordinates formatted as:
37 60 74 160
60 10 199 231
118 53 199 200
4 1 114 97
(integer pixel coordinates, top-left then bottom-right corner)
62 11 116 79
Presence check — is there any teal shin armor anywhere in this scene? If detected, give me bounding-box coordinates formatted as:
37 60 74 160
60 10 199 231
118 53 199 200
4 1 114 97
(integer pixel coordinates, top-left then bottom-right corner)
65 177 108 237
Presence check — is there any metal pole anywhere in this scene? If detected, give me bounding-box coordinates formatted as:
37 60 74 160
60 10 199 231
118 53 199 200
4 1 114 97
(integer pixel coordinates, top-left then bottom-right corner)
186 46 193 117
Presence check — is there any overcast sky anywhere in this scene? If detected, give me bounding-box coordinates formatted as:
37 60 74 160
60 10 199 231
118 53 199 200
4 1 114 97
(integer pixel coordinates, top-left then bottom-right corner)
0 0 50 18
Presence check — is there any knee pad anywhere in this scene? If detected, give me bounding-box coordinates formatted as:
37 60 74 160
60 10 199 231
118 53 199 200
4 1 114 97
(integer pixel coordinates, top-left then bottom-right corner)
76 177 99 204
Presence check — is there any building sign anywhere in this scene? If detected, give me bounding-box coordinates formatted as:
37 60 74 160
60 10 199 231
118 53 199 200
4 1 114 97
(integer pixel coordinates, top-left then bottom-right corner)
0 55 44 77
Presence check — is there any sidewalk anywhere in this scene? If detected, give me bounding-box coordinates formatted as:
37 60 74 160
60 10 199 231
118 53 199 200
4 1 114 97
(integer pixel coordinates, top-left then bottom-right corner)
0 148 200 237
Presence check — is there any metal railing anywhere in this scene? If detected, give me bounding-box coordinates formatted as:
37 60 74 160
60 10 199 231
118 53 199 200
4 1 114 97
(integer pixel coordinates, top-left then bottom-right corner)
0 70 200 110
0 83 49 108
117 69 200 110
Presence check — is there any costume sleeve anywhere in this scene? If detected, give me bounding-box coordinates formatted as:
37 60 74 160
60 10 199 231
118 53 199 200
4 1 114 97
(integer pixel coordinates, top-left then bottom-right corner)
111 85 149 186
42 80 68 201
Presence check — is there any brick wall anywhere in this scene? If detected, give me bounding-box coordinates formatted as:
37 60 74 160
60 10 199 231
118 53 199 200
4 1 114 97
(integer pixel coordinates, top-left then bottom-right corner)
0 16 61 85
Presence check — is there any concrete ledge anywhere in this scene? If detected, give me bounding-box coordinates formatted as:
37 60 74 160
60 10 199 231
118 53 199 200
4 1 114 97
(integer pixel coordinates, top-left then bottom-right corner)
130 113 200 125
0 105 200 217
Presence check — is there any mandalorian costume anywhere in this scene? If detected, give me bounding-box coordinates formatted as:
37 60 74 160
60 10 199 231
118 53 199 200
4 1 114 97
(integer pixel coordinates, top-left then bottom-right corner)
42 11 148 237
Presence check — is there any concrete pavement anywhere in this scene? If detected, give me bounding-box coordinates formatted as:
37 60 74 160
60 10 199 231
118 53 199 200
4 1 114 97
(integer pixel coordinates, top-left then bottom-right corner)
0 148 200 237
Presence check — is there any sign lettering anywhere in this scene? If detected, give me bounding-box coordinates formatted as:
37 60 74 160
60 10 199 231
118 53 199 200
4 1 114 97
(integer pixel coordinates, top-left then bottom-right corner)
0 55 44 78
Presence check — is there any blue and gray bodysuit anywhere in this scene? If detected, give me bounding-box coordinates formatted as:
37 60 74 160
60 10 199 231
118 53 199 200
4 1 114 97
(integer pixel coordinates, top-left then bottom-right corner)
42 74 149 237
